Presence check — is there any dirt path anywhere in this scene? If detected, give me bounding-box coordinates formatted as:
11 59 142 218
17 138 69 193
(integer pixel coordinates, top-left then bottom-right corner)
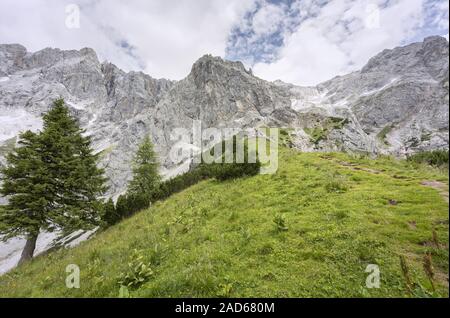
420 181 449 204
319 155 449 204
319 155 385 174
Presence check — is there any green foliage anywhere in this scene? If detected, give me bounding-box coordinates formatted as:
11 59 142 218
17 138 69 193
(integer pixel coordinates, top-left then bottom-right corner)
279 128 293 147
377 125 394 145
2 149 448 298
216 283 233 297
407 150 449 167
0 131 46 239
273 214 288 232
211 159 260 181
325 179 348 193
206 136 261 181
114 193 151 223
0 99 107 243
102 199 119 227
155 167 210 201
118 249 153 289
0 137 16 157
155 136 260 200
304 127 327 145
118 285 131 298
101 136 160 227
304 117 349 145
128 135 160 200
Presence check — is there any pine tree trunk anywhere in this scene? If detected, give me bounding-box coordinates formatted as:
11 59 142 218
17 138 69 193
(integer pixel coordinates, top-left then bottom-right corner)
18 233 38 265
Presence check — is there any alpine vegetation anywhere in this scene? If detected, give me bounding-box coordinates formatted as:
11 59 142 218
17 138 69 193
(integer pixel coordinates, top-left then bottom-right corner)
106 136 161 226
0 99 107 264
0 17 448 299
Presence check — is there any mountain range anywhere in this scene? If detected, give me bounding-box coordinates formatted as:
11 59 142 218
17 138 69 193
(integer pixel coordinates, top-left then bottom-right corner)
0 35 448 201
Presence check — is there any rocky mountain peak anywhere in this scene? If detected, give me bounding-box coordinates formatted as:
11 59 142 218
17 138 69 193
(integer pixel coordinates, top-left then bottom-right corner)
190 54 251 88
0 44 28 76
421 36 449 81
361 35 448 77
422 35 448 46
25 46 101 70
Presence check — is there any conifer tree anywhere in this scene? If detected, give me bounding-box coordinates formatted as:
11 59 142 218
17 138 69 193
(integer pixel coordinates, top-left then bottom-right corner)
0 131 49 264
102 198 119 227
0 99 107 264
127 135 160 200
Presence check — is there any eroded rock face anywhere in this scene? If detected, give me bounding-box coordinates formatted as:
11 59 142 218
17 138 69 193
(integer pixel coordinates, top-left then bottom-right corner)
0 36 448 199
0 44 174 199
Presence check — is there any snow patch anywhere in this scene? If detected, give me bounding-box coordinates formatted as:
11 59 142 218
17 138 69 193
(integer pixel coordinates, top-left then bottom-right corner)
66 99 93 110
0 76 10 82
0 232 57 275
291 91 328 111
0 228 97 275
0 108 42 141
360 78 399 97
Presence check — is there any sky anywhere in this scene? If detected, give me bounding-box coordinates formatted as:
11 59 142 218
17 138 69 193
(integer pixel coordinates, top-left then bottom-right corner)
0 0 448 86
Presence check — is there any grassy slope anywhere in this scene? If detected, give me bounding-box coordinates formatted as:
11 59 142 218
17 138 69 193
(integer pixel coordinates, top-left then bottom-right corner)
0 147 448 297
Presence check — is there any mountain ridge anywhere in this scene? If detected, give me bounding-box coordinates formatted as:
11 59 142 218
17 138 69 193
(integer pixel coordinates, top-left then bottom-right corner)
0 36 448 200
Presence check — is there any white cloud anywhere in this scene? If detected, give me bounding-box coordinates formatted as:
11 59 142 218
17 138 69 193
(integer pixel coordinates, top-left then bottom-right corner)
252 0 448 86
0 0 447 84
251 3 285 37
0 0 255 79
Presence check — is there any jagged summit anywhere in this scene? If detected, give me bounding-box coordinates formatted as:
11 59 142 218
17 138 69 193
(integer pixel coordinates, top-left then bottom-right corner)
189 54 252 87
361 35 449 76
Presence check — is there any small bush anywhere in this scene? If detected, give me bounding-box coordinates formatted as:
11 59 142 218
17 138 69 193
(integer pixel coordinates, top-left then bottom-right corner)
377 125 394 144
407 150 449 167
154 136 260 199
325 173 348 193
273 214 288 232
154 166 210 201
102 199 120 227
216 283 233 297
304 127 327 145
211 158 260 181
118 250 153 289
205 136 261 181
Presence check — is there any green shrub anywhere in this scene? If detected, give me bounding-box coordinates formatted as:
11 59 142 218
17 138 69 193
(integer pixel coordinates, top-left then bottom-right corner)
155 136 260 199
407 150 449 167
325 180 348 193
325 173 349 193
102 199 120 227
273 214 288 232
118 249 153 289
216 283 233 297
211 158 260 181
207 136 261 181
304 127 326 145
154 166 210 201
377 125 394 144
111 193 151 224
